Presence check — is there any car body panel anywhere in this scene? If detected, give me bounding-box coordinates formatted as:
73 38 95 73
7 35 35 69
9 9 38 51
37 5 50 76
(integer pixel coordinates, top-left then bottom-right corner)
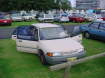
38 14 54 22
54 14 69 22
69 16 85 22
11 13 23 21
80 21 105 39
15 23 85 64
0 16 12 25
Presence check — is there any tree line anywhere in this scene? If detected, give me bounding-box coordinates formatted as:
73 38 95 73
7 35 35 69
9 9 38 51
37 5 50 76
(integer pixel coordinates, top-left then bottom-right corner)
0 0 71 12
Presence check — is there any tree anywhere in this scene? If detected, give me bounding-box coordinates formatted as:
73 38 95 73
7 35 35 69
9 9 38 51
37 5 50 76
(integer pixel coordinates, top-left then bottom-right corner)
61 0 71 10
0 0 71 12
54 0 71 10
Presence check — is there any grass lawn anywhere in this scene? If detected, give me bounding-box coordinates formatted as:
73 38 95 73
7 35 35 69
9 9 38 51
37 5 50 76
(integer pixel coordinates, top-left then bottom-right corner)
0 39 105 78
0 20 89 28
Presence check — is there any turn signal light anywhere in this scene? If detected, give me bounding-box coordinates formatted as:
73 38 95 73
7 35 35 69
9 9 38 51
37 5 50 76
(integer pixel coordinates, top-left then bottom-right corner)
47 53 53 56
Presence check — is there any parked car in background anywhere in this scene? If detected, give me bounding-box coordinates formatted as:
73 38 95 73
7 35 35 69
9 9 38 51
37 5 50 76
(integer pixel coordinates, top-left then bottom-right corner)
0 15 12 26
11 13 23 21
37 14 54 22
69 13 85 23
54 13 69 22
15 23 85 64
84 14 96 22
30 13 36 19
22 13 34 21
95 14 103 21
80 21 105 40
101 14 105 21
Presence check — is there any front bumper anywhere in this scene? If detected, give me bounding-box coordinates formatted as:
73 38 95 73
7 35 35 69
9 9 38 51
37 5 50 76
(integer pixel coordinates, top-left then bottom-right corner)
45 50 86 64
0 22 11 25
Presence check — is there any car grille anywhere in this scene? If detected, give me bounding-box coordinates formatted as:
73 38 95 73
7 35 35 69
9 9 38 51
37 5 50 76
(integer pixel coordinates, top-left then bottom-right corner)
62 51 78 56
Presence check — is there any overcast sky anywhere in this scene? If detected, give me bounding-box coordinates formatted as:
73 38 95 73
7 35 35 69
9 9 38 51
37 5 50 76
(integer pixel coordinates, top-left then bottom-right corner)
69 0 76 7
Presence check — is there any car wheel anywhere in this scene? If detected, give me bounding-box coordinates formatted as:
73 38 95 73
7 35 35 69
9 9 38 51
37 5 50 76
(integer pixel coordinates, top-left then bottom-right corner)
84 32 90 39
39 50 47 65
8 23 12 26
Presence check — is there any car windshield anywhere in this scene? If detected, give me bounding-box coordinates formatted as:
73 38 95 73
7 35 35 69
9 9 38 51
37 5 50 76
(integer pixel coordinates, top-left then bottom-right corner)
61 13 68 17
39 27 69 40
26 13 32 16
54 14 60 17
0 15 10 19
0 17 5 19
12 14 21 17
45 14 53 18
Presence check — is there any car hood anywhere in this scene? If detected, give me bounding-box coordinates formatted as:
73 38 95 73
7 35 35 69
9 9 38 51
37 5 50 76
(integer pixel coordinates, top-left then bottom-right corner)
40 38 83 52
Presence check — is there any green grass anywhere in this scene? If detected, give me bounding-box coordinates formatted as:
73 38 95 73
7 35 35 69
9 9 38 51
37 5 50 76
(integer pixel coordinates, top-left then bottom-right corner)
0 20 38 28
0 39 105 78
0 20 89 28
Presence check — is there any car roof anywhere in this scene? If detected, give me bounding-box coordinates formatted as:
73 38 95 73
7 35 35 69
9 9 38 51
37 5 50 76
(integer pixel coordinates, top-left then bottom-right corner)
32 23 60 28
94 21 105 23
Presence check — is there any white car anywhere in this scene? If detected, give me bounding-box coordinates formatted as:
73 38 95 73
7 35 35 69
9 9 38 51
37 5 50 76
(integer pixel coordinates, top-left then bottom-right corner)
94 14 103 21
15 23 85 64
22 13 34 21
11 13 23 21
38 14 54 22
84 14 96 22
54 14 69 22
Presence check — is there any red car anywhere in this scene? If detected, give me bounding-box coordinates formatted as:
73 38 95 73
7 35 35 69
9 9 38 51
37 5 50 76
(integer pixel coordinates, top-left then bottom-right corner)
69 14 85 23
0 15 12 26
101 17 105 21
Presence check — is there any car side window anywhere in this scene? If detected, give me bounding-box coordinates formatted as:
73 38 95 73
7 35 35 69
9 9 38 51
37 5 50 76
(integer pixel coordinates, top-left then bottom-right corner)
39 15 44 18
89 22 100 29
17 26 36 41
99 23 105 31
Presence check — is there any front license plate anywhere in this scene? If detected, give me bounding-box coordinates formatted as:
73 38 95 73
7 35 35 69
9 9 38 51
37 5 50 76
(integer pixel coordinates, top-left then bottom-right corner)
67 57 77 62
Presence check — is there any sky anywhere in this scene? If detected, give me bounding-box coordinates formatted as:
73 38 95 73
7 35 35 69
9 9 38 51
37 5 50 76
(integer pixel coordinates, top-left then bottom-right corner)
69 0 76 7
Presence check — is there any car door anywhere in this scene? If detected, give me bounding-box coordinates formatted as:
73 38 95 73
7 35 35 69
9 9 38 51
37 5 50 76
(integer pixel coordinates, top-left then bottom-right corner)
98 23 105 38
16 26 39 54
88 22 100 36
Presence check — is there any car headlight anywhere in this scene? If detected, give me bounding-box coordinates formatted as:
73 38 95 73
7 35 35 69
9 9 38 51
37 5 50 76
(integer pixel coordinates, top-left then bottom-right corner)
46 52 62 57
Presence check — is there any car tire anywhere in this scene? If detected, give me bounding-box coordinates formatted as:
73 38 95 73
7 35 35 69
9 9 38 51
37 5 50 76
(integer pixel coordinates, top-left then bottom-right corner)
84 32 91 39
8 23 12 26
39 50 47 65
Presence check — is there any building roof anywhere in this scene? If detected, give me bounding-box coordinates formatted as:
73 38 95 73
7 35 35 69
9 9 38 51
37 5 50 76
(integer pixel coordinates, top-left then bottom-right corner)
32 23 60 28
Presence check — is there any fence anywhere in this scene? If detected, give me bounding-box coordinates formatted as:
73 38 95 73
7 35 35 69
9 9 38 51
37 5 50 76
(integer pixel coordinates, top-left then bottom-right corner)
49 52 105 78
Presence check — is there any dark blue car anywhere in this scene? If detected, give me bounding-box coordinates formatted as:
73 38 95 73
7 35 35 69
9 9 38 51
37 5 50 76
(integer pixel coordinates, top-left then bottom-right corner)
80 21 105 40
